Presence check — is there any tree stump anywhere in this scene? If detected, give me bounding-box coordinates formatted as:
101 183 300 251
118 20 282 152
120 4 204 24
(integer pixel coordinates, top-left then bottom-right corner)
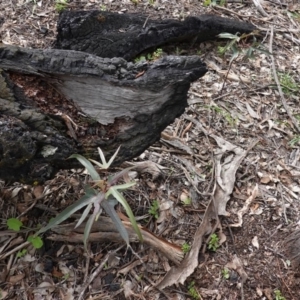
0 11 256 182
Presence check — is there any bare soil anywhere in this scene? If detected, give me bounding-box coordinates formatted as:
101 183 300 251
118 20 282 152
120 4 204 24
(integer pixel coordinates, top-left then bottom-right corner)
1 0 300 299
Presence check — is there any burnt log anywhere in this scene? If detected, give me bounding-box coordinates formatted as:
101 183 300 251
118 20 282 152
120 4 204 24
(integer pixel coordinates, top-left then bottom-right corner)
55 11 256 60
0 12 257 183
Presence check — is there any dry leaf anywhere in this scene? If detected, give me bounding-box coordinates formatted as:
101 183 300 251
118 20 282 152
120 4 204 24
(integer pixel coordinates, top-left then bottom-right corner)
252 236 259 249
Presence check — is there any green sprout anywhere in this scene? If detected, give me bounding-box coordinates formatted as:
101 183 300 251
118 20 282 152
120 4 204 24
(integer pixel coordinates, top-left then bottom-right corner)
208 233 219 252
181 197 192 206
274 289 286 300
182 242 191 254
7 218 44 249
35 146 143 252
221 268 230 279
149 200 160 219
187 281 201 300
134 48 163 63
55 0 68 12
289 135 300 146
17 249 27 258
278 72 299 95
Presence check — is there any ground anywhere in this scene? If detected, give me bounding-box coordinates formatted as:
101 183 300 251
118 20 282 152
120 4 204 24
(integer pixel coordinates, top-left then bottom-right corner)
0 0 300 299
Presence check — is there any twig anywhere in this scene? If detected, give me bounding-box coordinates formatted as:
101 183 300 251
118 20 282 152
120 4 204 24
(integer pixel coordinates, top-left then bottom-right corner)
269 26 300 133
0 241 30 260
77 246 123 300
220 56 238 95
83 244 91 284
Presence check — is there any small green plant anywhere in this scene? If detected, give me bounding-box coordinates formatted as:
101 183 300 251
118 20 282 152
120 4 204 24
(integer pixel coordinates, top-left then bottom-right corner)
100 4 107 11
17 249 27 258
151 48 162 59
181 197 192 206
289 135 300 146
208 233 219 252
27 235 43 249
182 242 191 254
7 218 23 231
274 289 286 300
134 55 146 63
221 268 230 279
134 48 163 63
203 0 225 7
55 0 68 12
278 72 299 95
35 146 143 252
187 281 201 300
149 200 160 219
217 31 270 63
7 218 44 249
207 105 237 127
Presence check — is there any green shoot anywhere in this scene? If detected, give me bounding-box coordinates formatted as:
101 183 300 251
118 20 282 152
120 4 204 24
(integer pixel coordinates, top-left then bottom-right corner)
187 281 201 300
36 146 143 252
55 0 68 12
274 290 286 300
221 268 230 279
17 249 27 258
182 242 191 254
149 200 160 219
208 233 219 252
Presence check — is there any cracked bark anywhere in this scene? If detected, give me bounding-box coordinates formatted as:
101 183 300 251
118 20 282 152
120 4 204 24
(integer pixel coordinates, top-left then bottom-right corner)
0 11 256 182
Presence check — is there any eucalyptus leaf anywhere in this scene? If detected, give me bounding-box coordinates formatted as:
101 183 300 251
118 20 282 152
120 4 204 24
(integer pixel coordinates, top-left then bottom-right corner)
37 192 100 235
97 147 108 167
107 146 121 167
109 182 136 191
107 187 143 242
101 200 130 246
75 202 93 229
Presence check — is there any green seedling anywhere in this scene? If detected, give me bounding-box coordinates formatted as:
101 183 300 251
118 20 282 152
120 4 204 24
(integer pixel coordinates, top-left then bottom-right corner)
208 233 219 252
203 0 226 7
181 197 192 206
274 289 286 300
27 235 43 249
206 105 237 127
36 146 143 252
7 218 23 231
278 72 299 95
135 48 163 63
55 0 68 12
7 218 44 249
289 135 300 146
221 268 230 279
182 242 191 254
217 31 270 63
149 200 160 219
17 249 27 258
187 281 201 300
